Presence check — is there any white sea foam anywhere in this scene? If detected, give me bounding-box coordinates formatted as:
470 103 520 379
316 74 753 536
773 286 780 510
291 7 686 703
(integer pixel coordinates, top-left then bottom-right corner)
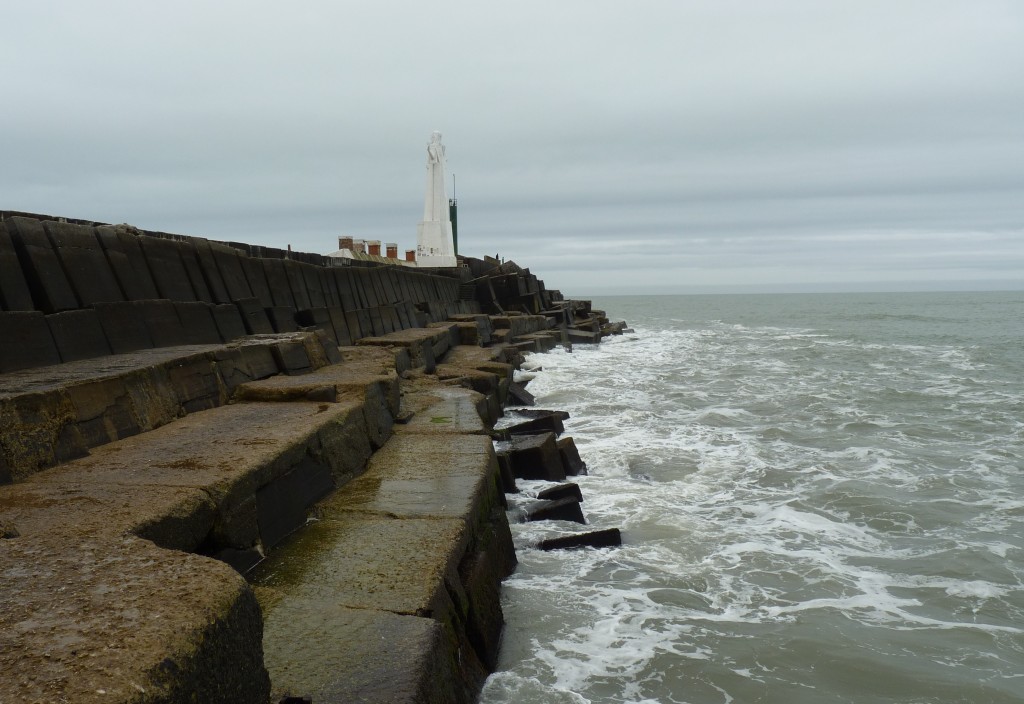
482 293 1024 704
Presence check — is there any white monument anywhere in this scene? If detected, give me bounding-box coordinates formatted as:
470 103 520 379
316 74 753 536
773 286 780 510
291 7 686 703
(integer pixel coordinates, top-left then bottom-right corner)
415 131 457 267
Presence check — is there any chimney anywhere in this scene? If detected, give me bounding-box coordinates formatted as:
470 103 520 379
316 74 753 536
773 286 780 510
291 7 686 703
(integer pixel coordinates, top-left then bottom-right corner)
352 240 366 254
339 236 354 250
405 249 416 262
386 243 398 259
367 240 381 256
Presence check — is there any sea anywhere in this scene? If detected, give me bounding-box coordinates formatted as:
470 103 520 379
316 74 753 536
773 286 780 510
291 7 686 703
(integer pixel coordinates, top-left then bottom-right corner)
479 291 1024 704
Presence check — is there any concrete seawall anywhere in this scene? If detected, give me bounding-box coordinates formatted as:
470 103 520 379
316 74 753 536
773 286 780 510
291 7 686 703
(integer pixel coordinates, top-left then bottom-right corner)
0 212 624 703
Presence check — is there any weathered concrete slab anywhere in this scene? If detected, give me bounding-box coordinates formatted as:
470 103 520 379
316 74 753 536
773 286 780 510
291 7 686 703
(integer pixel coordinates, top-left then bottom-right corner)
260 598 457 704
234 356 399 450
357 326 454 373
256 514 466 614
398 386 488 436
0 335 332 481
325 433 497 520
0 534 270 704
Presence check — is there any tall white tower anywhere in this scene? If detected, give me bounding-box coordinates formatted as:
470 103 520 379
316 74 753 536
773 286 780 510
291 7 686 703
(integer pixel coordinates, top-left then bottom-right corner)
415 131 457 267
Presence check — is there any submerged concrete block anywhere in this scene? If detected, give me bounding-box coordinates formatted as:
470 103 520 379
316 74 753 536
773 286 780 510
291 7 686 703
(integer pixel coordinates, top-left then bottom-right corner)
504 412 565 437
524 496 585 524
500 432 565 481
539 528 622 551
558 436 588 476
536 482 583 503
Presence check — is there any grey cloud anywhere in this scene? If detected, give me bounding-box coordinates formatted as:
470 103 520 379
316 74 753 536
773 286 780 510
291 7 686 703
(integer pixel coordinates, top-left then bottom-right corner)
2 0 1022 292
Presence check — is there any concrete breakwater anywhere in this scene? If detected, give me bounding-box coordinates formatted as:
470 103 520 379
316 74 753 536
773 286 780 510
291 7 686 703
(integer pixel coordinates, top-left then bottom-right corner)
0 211 626 703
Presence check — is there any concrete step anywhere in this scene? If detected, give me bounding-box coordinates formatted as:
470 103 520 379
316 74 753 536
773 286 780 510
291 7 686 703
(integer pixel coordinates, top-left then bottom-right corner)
254 387 515 704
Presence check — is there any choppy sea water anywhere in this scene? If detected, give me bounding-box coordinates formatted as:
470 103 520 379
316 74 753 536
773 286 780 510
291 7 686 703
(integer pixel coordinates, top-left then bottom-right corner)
480 291 1024 704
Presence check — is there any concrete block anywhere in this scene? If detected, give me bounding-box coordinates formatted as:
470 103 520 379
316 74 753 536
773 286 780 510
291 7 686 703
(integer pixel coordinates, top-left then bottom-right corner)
95 224 161 301
539 528 621 551
0 220 35 311
140 299 188 347
283 260 312 310
178 240 214 302
0 311 61 372
536 482 583 503
327 307 353 346
139 235 197 301
500 432 566 481
344 309 363 341
524 496 585 524
168 355 225 413
261 600 461 704
332 268 357 311
212 303 248 342
507 381 535 406
5 216 79 312
504 412 565 437
355 309 373 340
175 301 222 344
319 267 340 308
240 255 274 308
296 308 336 343
354 269 378 308
92 301 155 353
235 297 275 334
213 343 279 392
266 306 300 333
209 241 253 301
558 436 588 476
301 263 327 309
262 259 297 308
271 341 313 374
190 237 232 303
46 309 112 362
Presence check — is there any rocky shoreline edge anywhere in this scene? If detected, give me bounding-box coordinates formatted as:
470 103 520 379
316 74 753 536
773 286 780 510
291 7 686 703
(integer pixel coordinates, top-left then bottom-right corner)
0 212 627 703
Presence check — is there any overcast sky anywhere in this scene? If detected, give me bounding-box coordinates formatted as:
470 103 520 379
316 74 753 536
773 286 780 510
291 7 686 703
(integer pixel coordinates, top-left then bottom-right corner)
3 1 1023 294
